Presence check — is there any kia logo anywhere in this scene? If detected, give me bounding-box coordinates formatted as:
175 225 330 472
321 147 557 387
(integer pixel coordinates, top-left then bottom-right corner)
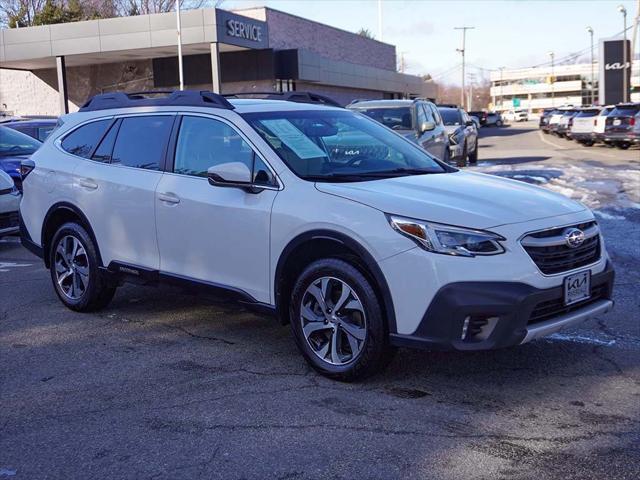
565 228 585 248
605 62 629 70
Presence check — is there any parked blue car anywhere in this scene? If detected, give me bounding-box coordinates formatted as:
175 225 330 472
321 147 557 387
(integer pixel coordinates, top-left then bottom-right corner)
2 118 57 142
0 126 42 192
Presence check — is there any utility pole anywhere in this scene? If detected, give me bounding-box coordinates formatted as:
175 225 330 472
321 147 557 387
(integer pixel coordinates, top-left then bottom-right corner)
499 66 505 111
378 0 383 41
176 0 184 90
548 51 555 107
618 4 628 102
586 26 595 105
455 26 474 109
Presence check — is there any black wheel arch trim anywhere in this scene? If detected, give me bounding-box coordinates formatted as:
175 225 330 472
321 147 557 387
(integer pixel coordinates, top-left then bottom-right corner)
274 229 397 334
41 202 103 268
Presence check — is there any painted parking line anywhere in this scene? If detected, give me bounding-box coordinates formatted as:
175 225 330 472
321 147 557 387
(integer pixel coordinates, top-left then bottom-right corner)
0 262 32 273
537 131 623 160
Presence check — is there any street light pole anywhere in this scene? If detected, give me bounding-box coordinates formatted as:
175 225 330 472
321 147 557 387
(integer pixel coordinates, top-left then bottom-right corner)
176 0 184 91
619 4 628 102
378 0 383 41
455 26 474 109
550 52 556 106
499 66 505 111
587 26 595 105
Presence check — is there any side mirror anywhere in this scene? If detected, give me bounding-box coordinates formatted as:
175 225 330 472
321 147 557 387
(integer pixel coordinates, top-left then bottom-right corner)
207 162 262 193
420 121 436 133
465 120 475 127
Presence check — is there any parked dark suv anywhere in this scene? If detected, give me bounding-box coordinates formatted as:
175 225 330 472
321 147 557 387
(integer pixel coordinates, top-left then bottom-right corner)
603 103 640 149
2 117 58 142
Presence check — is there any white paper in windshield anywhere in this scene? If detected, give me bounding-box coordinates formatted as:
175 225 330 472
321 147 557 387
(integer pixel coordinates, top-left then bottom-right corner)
261 119 326 159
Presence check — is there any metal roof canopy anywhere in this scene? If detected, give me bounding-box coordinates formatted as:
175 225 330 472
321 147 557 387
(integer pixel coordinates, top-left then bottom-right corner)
0 8 269 70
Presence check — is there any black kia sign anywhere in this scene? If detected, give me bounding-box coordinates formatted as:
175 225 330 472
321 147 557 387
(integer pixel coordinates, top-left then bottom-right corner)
216 9 269 49
599 39 631 105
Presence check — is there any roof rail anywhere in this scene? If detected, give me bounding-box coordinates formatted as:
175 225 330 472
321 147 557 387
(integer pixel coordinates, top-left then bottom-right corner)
79 90 235 112
223 91 342 108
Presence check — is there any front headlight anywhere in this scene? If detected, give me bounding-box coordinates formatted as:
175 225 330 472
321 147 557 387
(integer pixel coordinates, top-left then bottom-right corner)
387 215 505 257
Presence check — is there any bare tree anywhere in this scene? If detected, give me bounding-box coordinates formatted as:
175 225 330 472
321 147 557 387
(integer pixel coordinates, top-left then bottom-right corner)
111 0 221 16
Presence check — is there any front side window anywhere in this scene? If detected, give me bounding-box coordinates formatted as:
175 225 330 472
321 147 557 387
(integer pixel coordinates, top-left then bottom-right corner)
61 119 111 158
244 110 448 182
111 116 173 170
0 126 41 157
174 116 276 186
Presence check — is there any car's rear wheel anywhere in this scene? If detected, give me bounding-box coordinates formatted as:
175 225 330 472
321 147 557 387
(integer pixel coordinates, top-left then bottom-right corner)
583 140 594 147
496 120 503 127
616 142 630 150
49 222 116 312
289 258 395 381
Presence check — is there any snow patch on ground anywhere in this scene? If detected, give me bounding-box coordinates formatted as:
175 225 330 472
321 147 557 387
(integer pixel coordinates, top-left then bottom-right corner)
471 160 640 211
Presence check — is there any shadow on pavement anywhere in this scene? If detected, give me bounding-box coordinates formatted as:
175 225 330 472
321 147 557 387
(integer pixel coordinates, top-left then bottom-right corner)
479 127 536 137
477 155 551 165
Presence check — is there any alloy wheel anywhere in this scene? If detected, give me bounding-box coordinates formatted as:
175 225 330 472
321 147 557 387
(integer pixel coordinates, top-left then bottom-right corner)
300 276 367 366
54 235 89 300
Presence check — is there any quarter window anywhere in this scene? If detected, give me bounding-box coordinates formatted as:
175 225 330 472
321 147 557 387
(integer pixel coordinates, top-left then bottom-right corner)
174 116 275 186
111 116 173 170
92 120 120 163
61 120 111 158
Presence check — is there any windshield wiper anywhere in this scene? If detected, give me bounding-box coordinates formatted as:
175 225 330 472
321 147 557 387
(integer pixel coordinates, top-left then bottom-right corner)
354 168 438 177
306 168 438 182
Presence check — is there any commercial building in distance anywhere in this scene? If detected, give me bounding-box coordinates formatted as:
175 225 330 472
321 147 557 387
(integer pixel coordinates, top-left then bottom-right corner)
490 57 640 112
0 7 437 116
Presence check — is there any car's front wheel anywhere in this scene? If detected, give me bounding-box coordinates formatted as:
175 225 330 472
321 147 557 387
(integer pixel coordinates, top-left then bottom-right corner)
49 222 116 312
289 258 395 381
468 141 478 164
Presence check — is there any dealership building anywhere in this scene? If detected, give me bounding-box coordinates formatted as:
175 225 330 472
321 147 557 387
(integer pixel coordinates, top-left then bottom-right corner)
490 53 640 112
0 7 436 116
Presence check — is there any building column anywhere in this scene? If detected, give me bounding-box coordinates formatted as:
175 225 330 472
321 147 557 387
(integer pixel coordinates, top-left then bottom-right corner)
210 42 221 94
56 56 69 115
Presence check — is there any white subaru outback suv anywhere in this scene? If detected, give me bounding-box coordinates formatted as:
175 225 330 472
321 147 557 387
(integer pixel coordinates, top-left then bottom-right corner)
20 91 614 380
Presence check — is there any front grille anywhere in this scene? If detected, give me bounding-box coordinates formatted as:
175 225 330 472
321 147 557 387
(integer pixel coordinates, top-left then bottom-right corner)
521 222 601 275
0 211 19 230
528 283 609 325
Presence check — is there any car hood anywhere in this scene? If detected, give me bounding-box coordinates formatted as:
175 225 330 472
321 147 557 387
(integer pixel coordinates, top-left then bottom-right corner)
443 125 461 135
315 171 586 229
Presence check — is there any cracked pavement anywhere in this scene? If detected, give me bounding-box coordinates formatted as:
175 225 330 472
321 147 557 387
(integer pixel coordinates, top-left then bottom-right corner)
1 123 639 479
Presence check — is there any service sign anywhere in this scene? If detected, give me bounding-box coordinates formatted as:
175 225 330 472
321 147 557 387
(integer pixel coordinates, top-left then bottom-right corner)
599 39 631 105
216 9 269 49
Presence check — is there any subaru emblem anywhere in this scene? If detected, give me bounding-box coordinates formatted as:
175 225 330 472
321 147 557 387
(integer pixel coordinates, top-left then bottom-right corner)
565 228 585 248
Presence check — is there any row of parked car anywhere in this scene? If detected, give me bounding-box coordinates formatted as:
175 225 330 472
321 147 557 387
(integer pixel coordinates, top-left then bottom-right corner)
539 103 640 149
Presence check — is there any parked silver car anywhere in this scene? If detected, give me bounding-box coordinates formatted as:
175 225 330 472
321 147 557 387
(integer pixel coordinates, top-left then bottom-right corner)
438 106 479 165
347 99 450 162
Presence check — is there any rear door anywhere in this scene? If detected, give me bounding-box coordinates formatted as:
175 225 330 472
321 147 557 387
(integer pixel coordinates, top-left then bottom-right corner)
72 114 174 269
426 103 448 160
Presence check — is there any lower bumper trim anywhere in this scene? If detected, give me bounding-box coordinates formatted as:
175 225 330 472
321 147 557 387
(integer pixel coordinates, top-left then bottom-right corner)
520 299 613 344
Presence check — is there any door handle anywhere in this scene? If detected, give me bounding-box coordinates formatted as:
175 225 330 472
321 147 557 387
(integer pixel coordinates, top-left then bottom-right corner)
158 192 180 204
78 178 98 190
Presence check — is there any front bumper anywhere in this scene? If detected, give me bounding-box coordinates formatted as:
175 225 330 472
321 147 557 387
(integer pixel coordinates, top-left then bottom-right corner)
389 262 614 351
449 143 464 159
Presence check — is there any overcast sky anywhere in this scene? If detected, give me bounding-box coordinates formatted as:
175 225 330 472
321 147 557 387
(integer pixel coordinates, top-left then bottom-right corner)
225 0 639 84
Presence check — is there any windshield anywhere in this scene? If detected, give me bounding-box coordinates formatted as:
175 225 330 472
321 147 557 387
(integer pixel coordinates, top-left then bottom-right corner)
349 106 412 130
439 109 463 126
244 110 448 182
0 126 42 157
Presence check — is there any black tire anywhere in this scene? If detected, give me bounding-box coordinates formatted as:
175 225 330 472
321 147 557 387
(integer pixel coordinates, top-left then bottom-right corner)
468 141 478 164
442 146 451 164
457 142 468 167
617 142 630 150
542 129 549 134
289 258 395 381
496 120 503 127
583 141 594 147
49 222 116 312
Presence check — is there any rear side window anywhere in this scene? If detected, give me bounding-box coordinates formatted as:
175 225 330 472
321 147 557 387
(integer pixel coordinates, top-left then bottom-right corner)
111 116 173 170
36 126 55 142
61 119 111 158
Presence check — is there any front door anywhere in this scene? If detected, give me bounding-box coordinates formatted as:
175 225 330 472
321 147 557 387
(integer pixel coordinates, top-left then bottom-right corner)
155 114 279 304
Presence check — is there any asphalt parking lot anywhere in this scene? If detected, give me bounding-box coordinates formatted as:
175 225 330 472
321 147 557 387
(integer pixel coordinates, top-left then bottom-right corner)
1 123 639 480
